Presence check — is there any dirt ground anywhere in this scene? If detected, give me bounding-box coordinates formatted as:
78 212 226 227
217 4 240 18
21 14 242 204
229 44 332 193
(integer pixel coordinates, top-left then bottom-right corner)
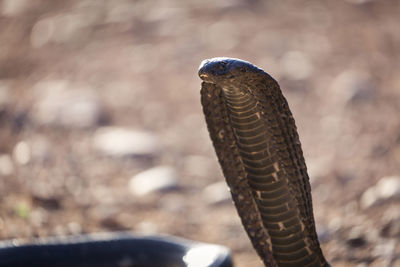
1 0 400 266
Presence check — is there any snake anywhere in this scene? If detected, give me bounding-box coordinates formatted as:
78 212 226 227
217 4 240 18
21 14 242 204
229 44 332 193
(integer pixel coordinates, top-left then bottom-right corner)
0 232 232 267
0 58 328 267
199 57 329 267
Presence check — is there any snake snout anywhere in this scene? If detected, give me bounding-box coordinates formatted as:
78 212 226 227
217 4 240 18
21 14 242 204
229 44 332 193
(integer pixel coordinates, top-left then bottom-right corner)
198 58 232 82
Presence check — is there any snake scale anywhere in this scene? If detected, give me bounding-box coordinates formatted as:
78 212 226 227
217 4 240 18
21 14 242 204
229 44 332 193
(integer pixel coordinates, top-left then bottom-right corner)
199 57 329 267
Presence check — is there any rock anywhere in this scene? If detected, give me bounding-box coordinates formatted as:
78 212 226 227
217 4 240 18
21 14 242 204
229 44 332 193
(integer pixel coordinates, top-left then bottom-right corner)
129 166 178 196
330 70 374 105
279 51 313 81
346 226 367 248
0 154 14 175
13 141 31 165
360 176 400 209
67 222 82 235
93 127 160 158
31 80 104 128
202 182 231 205
135 221 158 234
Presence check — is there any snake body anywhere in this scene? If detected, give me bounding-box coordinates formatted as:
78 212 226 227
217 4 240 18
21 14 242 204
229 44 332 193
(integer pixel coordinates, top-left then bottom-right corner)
199 57 329 267
0 232 232 267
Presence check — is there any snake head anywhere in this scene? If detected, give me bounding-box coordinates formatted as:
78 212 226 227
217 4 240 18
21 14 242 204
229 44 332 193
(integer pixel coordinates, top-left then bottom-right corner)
198 57 263 88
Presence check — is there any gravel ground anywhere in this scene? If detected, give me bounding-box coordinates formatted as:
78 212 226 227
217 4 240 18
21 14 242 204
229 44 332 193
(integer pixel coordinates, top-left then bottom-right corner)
1 0 400 266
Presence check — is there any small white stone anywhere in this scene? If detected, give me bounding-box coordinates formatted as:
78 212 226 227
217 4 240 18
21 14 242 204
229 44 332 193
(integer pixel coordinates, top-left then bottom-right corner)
329 70 372 105
136 221 158 234
67 222 82 235
0 154 14 175
129 166 178 196
360 186 379 209
360 176 400 208
13 141 31 165
202 181 231 205
376 176 400 199
93 127 159 158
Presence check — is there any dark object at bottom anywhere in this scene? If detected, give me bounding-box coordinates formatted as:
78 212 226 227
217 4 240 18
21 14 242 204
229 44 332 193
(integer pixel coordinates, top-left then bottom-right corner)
0 232 232 267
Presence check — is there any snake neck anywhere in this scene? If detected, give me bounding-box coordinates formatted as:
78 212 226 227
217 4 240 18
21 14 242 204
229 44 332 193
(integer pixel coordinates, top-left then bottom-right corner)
221 88 328 267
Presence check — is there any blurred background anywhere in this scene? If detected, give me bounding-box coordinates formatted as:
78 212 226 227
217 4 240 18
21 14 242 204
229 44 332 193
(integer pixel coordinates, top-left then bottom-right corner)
1 0 400 266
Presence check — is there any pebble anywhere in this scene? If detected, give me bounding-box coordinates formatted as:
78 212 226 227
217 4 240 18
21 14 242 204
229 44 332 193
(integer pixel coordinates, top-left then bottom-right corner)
346 226 367 248
0 154 14 175
360 176 400 209
32 80 104 128
129 166 178 196
13 141 31 165
135 221 158 234
330 70 373 105
202 182 231 205
93 127 160 158
67 222 82 235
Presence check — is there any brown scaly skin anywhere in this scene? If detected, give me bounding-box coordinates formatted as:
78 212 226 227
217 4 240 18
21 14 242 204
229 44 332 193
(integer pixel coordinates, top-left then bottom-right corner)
199 58 329 267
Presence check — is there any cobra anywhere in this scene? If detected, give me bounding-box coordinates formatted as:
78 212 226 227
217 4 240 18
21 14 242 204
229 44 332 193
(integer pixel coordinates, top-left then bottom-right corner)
0 58 328 267
199 57 329 267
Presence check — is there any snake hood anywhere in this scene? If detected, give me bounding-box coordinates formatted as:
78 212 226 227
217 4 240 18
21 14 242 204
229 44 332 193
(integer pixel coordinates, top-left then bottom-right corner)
199 57 329 266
